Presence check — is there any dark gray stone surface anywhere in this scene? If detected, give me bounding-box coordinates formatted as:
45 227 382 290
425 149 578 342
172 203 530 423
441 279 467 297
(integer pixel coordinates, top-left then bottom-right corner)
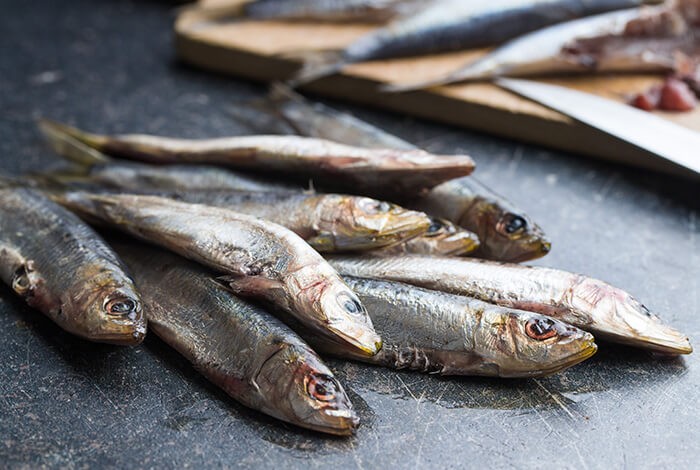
1 0 698 468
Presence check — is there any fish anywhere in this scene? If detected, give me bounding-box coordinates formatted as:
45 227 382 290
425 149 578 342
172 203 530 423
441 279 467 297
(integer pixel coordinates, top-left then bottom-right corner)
53 192 382 356
411 177 551 262
235 84 549 262
37 118 297 193
37 119 476 198
387 0 696 90
303 276 597 377
85 189 432 253
0 186 146 345
114 242 358 436
370 217 480 256
328 255 693 355
291 0 657 84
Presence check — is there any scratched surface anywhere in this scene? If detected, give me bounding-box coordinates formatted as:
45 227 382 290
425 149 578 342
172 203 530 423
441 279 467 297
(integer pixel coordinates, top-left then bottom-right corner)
1 0 698 468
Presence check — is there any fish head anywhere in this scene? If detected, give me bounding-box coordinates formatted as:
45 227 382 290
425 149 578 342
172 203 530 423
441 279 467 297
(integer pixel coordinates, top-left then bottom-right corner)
475 308 597 378
570 277 693 355
254 344 359 436
466 197 550 262
312 196 430 251
408 217 480 256
288 264 382 356
65 264 147 345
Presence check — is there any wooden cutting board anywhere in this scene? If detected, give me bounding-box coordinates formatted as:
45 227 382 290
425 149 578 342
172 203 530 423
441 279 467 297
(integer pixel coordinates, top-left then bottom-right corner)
175 1 700 176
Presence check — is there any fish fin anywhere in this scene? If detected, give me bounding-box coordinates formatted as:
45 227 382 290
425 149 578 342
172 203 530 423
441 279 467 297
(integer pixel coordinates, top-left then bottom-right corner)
218 274 284 298
21 171 75 191
282 50 346 88
302 179 317 196
37 119 111 166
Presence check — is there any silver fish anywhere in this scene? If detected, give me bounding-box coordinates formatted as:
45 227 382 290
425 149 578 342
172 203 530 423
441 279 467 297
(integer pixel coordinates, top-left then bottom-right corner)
292 0 656 84
388 0 693 90
114 242 359 436
306 276 597 377
38 119 476 198
54 192 382 356
82 189 432 253
0 186 146 345
328 255 693 355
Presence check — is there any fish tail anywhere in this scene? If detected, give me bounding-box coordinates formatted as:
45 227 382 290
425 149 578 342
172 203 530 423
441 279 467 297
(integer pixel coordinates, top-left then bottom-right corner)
37 119 111 166
283 50 346 88
23 170 79 190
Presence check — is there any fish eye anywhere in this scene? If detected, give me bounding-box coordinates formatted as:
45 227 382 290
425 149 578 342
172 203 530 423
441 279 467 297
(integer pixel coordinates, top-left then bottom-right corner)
105 297 139 316
426 219 444 234
306 373 339 402
358 198 393 214
525 318 558 340
337 293 364 315
504 214 527 234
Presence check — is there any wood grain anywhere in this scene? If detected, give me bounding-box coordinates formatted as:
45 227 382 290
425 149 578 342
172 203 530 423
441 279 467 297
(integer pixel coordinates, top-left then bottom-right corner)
176 1 699 176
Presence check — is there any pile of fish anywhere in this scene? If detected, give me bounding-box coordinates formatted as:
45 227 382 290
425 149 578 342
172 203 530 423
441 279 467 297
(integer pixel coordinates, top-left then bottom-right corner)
0 88 691 436
211 0 700 111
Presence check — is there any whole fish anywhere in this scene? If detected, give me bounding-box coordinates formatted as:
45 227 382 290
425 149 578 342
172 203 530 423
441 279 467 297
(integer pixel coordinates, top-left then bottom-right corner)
100 190 431 253
236 84 550 262
37 119 476 198
304 276 597 377
114 242 358 436
328 255 693 355
0 186 146 345
388 0 696 90
370 217 480 256
37 117 298 193
292 0 656 84
54 192 382 355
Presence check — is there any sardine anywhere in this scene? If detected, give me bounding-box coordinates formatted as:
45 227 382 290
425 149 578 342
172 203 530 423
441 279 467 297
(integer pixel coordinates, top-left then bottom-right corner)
328 255 693 355
370 217 480 256
388 0 695 90
305 276 597 377
37 119 476 197
0 186 146 345
236 84 549 262
89 189 431 253
54 192 382 355
292 0 656 84
114 242 359 436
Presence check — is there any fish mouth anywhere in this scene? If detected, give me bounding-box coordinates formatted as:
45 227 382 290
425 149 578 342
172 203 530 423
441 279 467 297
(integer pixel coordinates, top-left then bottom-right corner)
303 408 360 436
444 232 481 256
326 324 382 357
500 338 598 378
92 321 148 346
367 214 432 247
595 327 693 355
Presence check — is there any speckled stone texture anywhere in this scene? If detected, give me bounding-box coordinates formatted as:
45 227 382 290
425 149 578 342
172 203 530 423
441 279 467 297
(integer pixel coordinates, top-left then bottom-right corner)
0 0 698 468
